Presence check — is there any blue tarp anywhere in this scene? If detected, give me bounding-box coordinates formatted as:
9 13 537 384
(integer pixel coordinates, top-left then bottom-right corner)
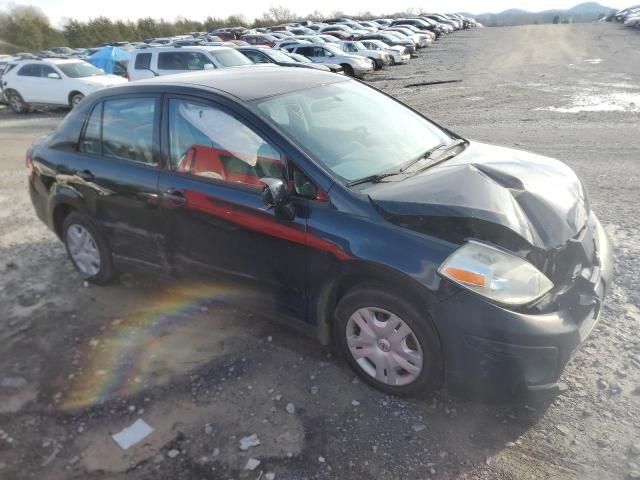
88 46 130 74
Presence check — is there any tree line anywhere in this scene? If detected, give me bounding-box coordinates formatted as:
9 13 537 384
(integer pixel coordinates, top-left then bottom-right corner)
0 4 361 53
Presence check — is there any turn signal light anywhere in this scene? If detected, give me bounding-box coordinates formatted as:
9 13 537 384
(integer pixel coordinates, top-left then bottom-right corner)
442 267 485 287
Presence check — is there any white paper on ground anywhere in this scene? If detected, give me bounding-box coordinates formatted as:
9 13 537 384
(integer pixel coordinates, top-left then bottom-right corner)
112 419 154 450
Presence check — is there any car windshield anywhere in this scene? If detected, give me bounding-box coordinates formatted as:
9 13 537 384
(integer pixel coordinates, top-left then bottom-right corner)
207 49 252 66
266 49 295 63
287 52 311 63
57 62 104 78
352 41 367 49
371 40 390 49
256 80 450 182
324 44 346 55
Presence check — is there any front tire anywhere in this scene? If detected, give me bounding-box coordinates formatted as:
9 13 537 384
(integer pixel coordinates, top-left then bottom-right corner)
63 212 114 284
341 64 354 77
334 285 442 397
69 92 85 109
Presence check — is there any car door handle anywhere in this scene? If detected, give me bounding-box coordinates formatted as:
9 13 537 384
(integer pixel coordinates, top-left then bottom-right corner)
163 188 187 207
76 169 95 181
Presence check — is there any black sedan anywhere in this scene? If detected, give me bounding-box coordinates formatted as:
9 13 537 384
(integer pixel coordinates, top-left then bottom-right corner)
237 46 343 74
27 66 613 399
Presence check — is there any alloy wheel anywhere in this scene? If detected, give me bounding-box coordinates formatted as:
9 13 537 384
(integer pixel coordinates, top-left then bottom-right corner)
346 307 423 386
9 94 24 113
71 94 84 108
66 224 101 276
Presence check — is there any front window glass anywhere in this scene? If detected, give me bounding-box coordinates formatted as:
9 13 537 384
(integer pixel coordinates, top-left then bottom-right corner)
40 65 57 77
256 81 449 182
57 62 104 78
168 99 284 188
158 52 212 70
243 50 270 64
266 49 295 63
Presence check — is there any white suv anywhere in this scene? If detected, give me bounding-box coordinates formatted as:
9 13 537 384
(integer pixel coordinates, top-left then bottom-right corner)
1 58 127 113
127 46 252 81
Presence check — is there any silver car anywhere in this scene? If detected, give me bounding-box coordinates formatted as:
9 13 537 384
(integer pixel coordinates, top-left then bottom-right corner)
284 44 374 78
359 40 410 65
340 41 390 69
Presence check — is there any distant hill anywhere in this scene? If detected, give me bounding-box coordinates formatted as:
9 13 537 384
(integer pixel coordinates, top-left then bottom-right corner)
468 2 615 26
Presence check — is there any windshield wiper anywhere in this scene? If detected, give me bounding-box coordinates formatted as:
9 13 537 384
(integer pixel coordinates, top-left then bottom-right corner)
399 142 446 172
413 139 469 173
346 171 407 187
438 138 467 155
346 139 468 187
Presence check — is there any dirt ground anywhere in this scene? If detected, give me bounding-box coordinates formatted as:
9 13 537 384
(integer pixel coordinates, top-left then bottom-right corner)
1 23 640 480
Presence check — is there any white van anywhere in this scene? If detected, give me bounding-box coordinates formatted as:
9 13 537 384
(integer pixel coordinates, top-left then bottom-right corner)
127 46 252 81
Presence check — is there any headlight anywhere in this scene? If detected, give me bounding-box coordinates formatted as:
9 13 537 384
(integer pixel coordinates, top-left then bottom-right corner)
438 241 553 305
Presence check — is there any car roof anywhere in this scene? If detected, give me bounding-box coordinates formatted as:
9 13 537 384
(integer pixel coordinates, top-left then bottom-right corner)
136 46 233 54
128 65 348 101
10 58 84 65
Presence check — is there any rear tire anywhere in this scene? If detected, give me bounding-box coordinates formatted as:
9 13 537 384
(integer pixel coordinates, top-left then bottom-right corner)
341 64 354 77
7 91 29 114
334 284 443 397
62 212 114 284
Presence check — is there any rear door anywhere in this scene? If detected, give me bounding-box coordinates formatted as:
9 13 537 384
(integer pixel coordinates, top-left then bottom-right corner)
13 63 41 102
69 94 165 265
157 94 308 320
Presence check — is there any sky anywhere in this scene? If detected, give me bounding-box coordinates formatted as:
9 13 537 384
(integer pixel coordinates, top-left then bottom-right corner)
0 0 626 27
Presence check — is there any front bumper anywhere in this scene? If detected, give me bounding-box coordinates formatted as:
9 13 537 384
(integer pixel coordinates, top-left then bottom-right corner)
432 213 613 400
352 63 374 77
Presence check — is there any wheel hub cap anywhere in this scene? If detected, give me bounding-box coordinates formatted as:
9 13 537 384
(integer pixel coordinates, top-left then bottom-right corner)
346 307 424 386
377 339 391 352
66 224 101 277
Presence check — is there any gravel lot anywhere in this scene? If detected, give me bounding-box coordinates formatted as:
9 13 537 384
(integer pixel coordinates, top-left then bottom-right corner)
1 23 639 480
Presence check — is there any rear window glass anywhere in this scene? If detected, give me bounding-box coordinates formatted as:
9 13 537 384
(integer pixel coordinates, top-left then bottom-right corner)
48 108 85 152
134 53 152 70
17 64 41 77
79 103 102 155
102 98 157 165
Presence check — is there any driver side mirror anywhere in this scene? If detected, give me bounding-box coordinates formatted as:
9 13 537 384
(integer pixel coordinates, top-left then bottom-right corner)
203 63 214 70
261 177 295 221
47 72 61 79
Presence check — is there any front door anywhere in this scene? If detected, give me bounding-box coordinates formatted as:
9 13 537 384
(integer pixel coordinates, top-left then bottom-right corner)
39 64 68 105
158 96 307 320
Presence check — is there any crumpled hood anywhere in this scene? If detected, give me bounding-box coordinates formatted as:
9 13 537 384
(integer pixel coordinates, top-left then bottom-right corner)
368 141 589 250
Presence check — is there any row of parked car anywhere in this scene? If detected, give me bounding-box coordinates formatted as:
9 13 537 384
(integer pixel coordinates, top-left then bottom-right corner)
0 14 478 113
609 5 640 28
